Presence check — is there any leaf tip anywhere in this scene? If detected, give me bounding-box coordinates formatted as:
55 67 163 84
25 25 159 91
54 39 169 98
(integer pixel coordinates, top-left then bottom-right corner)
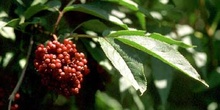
201 80 209 88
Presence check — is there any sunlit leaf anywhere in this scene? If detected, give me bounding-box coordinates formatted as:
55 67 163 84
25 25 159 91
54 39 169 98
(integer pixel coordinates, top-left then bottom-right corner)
0 27 15 40
149 33 195 48
99 37 147 95
31 0 47 6
108 30 145 37
116 35 209 87
103 0 138 11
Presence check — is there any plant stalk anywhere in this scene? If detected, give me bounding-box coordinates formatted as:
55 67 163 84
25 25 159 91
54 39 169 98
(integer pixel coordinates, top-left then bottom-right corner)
8 36 33 110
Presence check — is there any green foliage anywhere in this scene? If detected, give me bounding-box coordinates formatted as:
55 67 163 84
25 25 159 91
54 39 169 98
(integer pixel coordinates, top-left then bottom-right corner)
99 37 147 95
64 2 128 29
117 34 208 85
148 33 196 48
1 0 220 110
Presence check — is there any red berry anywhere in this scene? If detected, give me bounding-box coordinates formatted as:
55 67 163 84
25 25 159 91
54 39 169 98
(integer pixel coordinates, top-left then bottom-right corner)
71 68 76 73
71 88 79 94
77 62 84 67
34 39 90 96
75 53 80 59
50 63 56 69
58 54 64 59
45 58 50 64
62 46 67 52
82 59 87 64
14 93 20 100
57 48 62 53
55 62 62 68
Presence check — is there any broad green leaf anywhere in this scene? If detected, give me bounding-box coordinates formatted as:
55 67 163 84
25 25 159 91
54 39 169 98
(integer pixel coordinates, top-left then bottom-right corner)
116 36 209 87
63 4 128 29
24 4 48 19
0 27 16 40
81 19 109 33
108 30 145 37
82 38 116 77
99 37 147 95
149 33 195 48
5 18 20 28
109 38 148 93
4 18 41 31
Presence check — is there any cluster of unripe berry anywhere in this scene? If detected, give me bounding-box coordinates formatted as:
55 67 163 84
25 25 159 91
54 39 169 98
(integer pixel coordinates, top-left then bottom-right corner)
34 39 89 96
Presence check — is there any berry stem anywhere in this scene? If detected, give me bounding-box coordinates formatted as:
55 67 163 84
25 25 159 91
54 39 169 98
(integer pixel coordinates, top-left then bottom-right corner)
52 33 58 41
53 10 63 34
8 36 34 110
52 0 75 35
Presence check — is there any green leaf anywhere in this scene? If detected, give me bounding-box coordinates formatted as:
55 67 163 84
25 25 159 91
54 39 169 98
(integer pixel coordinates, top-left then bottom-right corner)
108 30 145 37
46 0 61 11
136 12 146 30
81 19 109 33
95 91 123 110
0 18 19 29
0 26 16 40
24 4 48 19
31 0 48 6
103 0 139 11
104 0 153 19
116 35 209 87
149 33 195 48
63 4 128 29
81 39 107 63
99 37 147 95
5 18 20 28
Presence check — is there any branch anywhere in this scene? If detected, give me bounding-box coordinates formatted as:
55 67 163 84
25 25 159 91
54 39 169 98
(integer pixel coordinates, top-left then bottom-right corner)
8 36 34 110
52 0 75 38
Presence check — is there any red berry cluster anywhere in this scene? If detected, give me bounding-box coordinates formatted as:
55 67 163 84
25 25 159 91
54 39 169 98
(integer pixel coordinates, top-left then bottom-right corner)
34 39 89 96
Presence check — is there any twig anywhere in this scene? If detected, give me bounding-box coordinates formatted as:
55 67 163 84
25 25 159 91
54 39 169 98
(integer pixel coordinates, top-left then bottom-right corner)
52 0 75 38
8 36 34 110
53 10 64 35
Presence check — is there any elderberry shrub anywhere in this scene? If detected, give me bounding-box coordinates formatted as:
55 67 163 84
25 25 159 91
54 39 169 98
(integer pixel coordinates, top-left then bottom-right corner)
34 39 90 96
